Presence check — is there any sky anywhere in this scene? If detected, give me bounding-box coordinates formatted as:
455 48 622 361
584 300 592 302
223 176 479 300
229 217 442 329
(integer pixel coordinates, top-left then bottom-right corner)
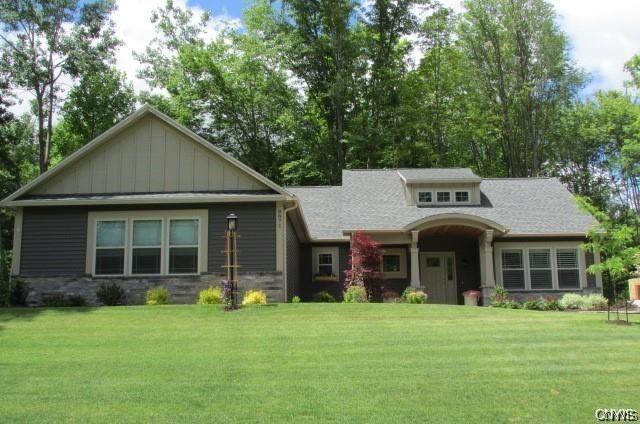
8 0 640 115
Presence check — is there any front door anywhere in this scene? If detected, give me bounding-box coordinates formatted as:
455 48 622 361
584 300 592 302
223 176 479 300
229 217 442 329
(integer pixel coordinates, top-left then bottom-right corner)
420 253 457 304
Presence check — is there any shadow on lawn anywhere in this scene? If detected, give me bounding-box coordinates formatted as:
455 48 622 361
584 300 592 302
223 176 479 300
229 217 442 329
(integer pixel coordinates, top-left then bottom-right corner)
0 306 98 326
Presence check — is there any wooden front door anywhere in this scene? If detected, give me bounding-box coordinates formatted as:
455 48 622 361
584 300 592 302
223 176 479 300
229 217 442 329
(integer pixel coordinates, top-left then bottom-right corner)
420 253 457 304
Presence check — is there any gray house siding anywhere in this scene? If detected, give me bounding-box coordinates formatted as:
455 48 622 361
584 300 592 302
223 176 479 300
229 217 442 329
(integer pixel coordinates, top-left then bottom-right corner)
286 217 300 300
300 243 349 301
20 207 88 277
207 202 276 273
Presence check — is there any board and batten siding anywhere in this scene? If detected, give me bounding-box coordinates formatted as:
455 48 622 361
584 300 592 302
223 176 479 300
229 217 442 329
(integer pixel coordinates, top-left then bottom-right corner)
20 207 87 277
18 203 277 277
208 203 277 273
31 114 268 195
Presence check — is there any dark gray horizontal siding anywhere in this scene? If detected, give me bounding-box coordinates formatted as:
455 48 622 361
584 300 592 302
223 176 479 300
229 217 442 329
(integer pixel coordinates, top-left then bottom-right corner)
208 203 276 273
286 217 300 300
20 207 88 277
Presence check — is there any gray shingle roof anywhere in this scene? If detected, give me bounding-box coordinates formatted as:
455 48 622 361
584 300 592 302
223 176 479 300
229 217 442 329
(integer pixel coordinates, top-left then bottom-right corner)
398 168 481 183
287 169 598 240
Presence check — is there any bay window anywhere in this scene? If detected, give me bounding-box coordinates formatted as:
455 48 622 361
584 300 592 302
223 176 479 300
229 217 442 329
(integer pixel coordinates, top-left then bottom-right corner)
89 210 207 276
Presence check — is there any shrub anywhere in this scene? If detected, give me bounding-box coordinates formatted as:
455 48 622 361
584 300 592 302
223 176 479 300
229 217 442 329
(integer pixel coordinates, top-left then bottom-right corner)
312 291 335 303
242 290 267 305
491 285 509 303
583 294 608 311
343 285 369 303
291 296 301 303
344 231 383 299
405 290 428 304
546 298 563 311
96 282 125 306
9 278 29 306
198 286 223 305
559 293 584 310
66 295 87 307
382 289 400 303
523 297 550 311
42 294 67 307
491 299 521 309
146 287 170 305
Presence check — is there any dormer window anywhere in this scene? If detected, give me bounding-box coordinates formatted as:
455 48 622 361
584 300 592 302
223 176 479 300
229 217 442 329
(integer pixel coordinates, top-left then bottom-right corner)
418 191 432 205
455 191 469 203
436 192 450 203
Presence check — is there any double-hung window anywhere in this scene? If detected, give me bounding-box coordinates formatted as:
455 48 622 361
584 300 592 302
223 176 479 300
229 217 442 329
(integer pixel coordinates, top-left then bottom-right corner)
132 220 162 275
529 249 552 289
317 253 334 276
417 191 432 205
169 219 199 274
501 249 525 289
95 220 126 275
557 249 580 288
90 211 206 276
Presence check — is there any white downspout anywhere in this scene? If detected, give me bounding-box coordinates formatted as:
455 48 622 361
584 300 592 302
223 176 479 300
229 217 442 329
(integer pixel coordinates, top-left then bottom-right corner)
282 200 299 302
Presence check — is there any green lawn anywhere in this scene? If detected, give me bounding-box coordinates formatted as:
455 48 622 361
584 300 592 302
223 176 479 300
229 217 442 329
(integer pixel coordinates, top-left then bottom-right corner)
0 304 638 423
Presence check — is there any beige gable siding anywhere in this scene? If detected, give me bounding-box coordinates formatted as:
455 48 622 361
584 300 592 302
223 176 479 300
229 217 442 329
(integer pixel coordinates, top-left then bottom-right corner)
31 115 268 195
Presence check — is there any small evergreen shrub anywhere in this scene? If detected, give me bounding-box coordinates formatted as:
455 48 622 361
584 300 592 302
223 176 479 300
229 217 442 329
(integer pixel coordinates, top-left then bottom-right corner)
582 294 608 311
559 293 584 310
523 297 550 311
242 290 267 305
96 282 125 306
312 291 335 303
546 298 563 311
343 285 369 303
9 278 29 306
66 295 87 307
146 287 170 305
198 286 223 305
291 296 301 303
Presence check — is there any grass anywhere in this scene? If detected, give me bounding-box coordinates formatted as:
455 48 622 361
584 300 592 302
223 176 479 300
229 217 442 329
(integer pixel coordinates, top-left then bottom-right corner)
0 304 638 423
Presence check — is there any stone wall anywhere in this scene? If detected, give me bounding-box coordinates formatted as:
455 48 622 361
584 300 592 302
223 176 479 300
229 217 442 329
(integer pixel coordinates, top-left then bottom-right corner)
21 272 284 306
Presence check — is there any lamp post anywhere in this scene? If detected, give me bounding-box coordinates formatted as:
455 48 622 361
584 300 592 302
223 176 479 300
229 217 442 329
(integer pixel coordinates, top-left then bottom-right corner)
225 213 238 308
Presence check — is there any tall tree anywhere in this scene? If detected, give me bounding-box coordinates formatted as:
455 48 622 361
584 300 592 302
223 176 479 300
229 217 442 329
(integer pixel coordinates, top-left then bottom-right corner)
0 0 118 173
52 66 135 160
458 0 583 177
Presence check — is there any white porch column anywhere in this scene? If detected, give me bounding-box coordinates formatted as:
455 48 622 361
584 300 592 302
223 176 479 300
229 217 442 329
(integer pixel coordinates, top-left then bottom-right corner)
479 229 495 287
410 230 420 287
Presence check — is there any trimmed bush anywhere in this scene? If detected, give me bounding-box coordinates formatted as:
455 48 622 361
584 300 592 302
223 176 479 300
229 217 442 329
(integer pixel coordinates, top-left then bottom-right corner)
198 286 223 305
96 282 125 306
523 297 549 311
402 288 428 304
146 287 170 305
242 290 267 305
66 295 87 307
9 278 29 306
343 285 369 303
312 291 336 303
291 296 301 303
582 294 608 311
559 293 584 310
42 294 67 307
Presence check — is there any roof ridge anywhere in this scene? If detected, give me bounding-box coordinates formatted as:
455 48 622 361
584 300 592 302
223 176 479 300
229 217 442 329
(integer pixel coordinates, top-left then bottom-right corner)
482 177 555 180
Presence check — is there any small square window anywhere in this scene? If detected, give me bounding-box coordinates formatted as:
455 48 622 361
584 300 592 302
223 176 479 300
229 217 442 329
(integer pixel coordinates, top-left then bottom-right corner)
382 255 401 272
317 253 334 276
455 191 469 202
418 192 432 204
436 192 450 203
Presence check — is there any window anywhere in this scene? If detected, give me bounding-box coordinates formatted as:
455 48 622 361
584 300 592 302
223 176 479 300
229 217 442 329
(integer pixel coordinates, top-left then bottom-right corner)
557 249 580 288
426 257 440 267
418 191 432 204
446 256 454 280
382 255 401 272
95 220 125 275
501 249 525 289
529 249 552 289
132 220 162 274
455 191 469 203
436 191 450 203
317 253 334 276
90 211 206 277
169 219 199 274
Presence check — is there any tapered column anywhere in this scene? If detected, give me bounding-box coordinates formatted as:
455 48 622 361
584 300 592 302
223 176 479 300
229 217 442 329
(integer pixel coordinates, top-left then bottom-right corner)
410 230 420 287
479 229 495 287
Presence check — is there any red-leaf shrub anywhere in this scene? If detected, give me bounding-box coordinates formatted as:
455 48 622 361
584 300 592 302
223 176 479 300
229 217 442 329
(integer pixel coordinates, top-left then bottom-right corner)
344 231 384 299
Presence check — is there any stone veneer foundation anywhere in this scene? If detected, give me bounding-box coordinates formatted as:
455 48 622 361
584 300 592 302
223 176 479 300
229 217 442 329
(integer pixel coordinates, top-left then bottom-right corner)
479 286 603 306
22 272 284 306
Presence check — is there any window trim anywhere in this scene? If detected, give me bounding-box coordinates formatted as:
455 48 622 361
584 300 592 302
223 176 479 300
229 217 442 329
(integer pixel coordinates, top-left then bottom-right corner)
311 246 339 281
87 210 208 277
379 247 407 279
494 242 586 291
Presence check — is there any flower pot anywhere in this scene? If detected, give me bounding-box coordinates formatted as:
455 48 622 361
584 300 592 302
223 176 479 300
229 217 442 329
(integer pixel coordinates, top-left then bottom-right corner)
462 290 481 306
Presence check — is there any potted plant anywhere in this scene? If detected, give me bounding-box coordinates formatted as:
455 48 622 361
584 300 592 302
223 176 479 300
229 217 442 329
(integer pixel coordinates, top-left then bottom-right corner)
462 290 481 306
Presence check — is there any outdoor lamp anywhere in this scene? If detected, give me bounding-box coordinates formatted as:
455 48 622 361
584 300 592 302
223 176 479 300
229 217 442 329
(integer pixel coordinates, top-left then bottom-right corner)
227 213 238 231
